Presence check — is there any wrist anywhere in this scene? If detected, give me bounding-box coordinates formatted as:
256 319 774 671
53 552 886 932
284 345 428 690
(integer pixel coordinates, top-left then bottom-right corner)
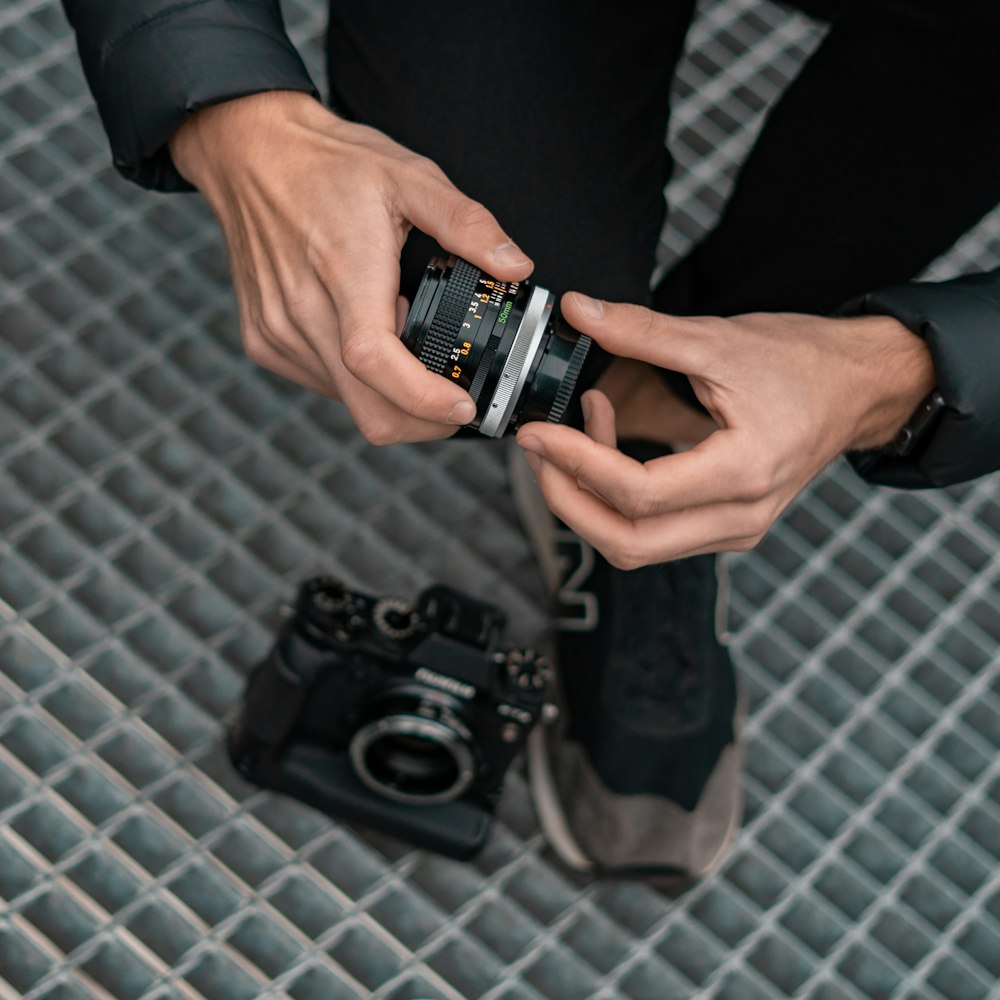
168 90 326 189
847 315 936 451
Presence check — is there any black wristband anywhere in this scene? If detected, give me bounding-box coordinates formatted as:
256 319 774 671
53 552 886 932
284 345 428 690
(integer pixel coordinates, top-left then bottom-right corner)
886 390 946 457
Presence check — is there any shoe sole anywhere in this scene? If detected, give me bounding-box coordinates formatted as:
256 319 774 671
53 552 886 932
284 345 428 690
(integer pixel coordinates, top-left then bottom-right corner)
528 692 745 879
526 724 596 872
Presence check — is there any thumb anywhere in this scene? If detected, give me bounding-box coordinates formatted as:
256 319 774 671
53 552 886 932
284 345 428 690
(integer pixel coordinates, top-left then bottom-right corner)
561 292 722 378
401 170 534 283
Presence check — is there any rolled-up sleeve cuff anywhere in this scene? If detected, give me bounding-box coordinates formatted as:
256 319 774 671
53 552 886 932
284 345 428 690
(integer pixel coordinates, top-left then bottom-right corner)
89 1 318 191
839 268 1000 489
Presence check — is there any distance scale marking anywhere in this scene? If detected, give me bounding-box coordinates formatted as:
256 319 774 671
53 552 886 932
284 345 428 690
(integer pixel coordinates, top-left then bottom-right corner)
449 274 522 397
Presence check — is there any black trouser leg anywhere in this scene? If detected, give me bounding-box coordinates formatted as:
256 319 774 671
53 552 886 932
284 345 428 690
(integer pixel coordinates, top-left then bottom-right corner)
324 1 696 307
326 2 1000 418
654 0 1000 319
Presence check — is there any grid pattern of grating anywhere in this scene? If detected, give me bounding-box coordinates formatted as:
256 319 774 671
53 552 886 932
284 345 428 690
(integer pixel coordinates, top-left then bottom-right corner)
2 1 999 998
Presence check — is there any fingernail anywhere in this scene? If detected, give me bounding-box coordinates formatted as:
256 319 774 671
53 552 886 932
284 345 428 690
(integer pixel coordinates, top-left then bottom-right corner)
571 292 604 319
523 451 542 474
581 394 593 425
518 433 542 454
492 241 531 268
447 400 477 425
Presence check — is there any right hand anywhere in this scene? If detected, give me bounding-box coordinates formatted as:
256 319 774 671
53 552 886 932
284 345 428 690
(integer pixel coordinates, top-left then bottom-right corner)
168 90 533 444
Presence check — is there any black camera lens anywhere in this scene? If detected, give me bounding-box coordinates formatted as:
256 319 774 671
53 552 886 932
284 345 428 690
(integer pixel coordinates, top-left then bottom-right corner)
401 255 592 437
350 713 476 806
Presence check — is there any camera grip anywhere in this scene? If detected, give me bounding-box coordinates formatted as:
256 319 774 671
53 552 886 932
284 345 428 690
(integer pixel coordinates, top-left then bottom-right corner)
278 744 493 860
238 648 311 748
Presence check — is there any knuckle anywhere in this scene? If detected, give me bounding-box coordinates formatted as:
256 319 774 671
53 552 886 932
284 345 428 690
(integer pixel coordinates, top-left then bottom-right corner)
415 155 447 183
449 198 494 235
356 414 399 447
243 336 268 367
618 467 660 521
282 285 321 331
404 382 439 420
256 304 298 349
637 306 661 339
606 545 646 571
741 505 773 541
341 333 377 379
622 494 644 522
740 463 777 502
617 303 663 344
623 485 655 521
733 533 764 553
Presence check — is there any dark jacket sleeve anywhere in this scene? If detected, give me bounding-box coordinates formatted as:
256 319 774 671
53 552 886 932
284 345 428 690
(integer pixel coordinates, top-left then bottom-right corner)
61 0 318 191
841 267 1000 489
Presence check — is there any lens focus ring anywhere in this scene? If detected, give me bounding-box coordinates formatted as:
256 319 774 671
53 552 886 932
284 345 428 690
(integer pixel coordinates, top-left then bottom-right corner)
418 258 481 375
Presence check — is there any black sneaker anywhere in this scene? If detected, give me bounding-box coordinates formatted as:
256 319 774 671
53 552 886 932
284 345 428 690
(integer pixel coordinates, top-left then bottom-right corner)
508 439 744 877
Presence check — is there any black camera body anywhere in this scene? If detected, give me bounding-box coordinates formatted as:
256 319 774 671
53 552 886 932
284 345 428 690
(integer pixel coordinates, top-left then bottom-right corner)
229 576 552 859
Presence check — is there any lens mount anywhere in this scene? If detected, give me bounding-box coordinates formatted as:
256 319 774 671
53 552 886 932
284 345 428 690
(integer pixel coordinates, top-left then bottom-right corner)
349 713 477 806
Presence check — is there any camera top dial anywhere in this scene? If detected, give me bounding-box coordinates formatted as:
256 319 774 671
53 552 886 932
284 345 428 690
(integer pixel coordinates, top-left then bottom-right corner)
373 598 423 640
301 576 369 643
504 649 552 700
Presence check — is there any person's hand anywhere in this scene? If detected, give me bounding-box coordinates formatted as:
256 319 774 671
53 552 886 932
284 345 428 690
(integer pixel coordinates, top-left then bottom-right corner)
168 90 533 444
516 294 935 568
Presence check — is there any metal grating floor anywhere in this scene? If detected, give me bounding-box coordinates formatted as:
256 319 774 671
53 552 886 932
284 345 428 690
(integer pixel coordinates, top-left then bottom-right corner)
2 1 999 997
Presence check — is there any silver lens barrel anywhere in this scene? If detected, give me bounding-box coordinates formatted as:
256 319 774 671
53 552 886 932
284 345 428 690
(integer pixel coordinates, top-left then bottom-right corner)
478 285 554 438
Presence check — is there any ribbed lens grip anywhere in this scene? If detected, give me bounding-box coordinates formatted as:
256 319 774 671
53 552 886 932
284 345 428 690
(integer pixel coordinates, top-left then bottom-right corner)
418 258 481 375
547 334 592 424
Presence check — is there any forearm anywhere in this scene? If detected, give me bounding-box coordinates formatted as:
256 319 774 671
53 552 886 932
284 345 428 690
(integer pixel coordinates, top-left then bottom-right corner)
61 0 317 191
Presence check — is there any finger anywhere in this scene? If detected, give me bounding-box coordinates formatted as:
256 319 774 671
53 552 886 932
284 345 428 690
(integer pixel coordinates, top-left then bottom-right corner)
262 255 468 438
560 292 724 378
333 368 463 445
581 389 617 449
518 421 757 516
528 450 765 567
243 339 333 397
238 261 336 389
226 178 473 429
400 170 534 282
395 294 410 335
325 259 479 427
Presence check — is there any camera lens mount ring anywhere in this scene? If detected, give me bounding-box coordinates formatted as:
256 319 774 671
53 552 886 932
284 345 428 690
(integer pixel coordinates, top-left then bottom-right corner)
349 714 477 806
479 285 553 438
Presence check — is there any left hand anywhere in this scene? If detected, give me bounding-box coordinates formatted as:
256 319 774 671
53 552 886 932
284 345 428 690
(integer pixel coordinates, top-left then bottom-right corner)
516 293 934 569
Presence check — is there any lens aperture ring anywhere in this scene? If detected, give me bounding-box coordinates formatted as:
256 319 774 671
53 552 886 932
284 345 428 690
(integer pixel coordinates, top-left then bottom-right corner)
418 258 481 375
